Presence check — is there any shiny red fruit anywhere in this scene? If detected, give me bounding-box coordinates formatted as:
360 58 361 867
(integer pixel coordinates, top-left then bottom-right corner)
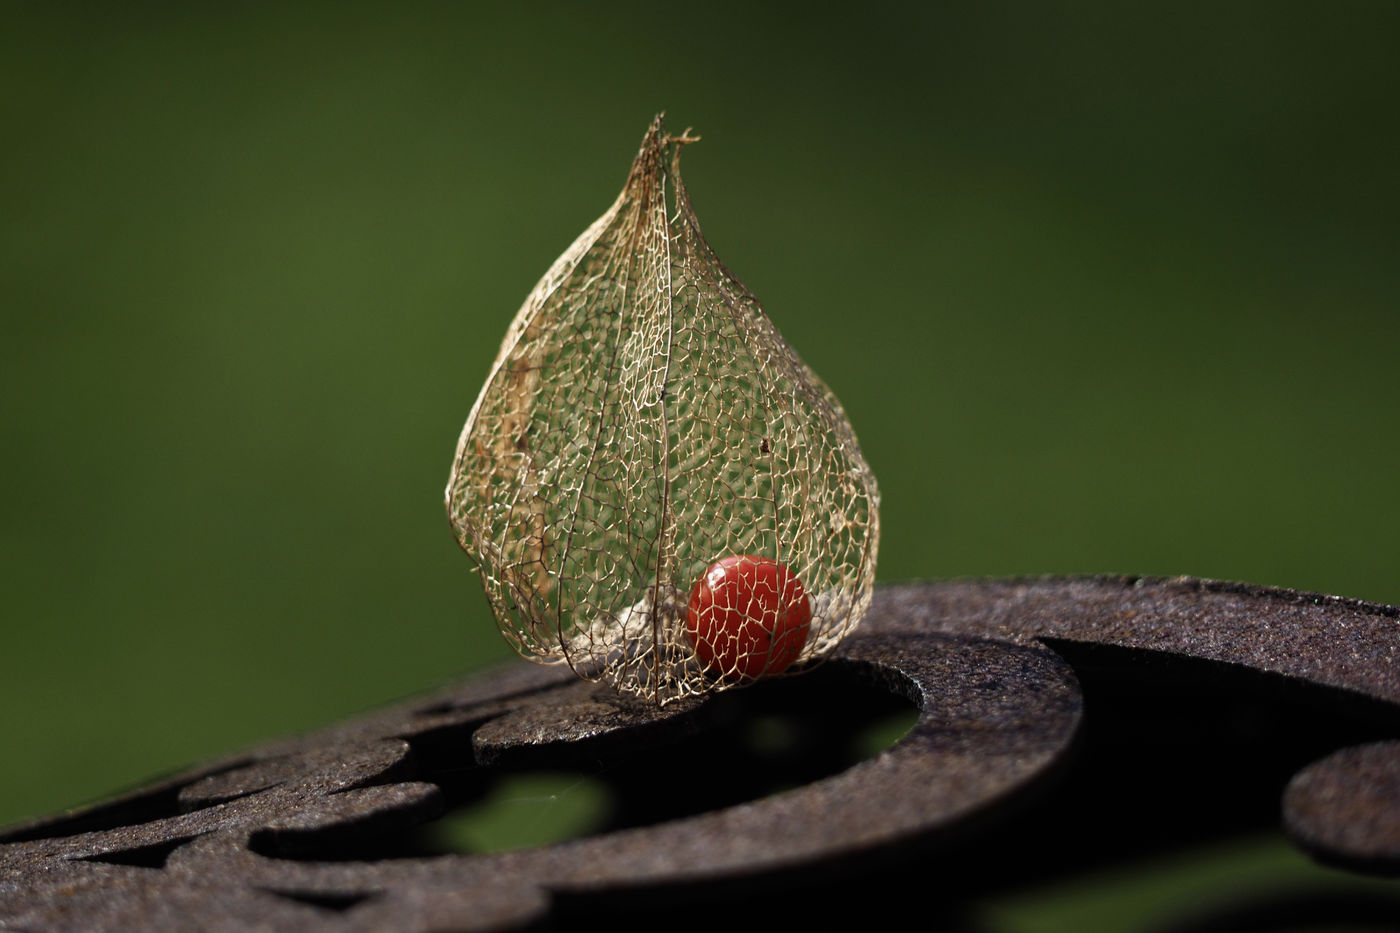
685 555 812 681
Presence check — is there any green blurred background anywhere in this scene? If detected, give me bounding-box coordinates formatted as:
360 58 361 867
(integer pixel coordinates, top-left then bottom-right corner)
2 1 1398 918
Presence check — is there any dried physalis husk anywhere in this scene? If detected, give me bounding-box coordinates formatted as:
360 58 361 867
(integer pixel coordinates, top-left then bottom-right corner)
446 114 879 704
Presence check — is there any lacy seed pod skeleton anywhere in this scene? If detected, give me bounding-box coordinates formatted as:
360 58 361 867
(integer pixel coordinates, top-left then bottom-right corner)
446 115 879 704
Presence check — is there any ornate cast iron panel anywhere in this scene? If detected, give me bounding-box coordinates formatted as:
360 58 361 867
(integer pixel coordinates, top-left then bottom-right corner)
3 577 1399 930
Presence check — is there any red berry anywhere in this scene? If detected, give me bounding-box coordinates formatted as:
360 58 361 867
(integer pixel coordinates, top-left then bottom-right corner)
685 555 811 681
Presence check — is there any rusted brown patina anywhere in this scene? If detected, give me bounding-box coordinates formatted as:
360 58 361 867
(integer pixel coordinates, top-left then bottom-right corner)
3 577 1398 930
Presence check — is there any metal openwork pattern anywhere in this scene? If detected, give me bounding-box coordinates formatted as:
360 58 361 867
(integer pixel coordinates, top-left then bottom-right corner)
4 577 1400 931
445 115 880 703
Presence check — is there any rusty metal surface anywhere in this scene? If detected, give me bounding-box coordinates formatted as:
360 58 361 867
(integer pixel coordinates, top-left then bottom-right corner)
1285 740 1400 874
2 576 1399 930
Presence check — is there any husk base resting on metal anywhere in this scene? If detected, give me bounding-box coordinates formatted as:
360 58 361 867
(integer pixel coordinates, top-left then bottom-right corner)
446 115 879 703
